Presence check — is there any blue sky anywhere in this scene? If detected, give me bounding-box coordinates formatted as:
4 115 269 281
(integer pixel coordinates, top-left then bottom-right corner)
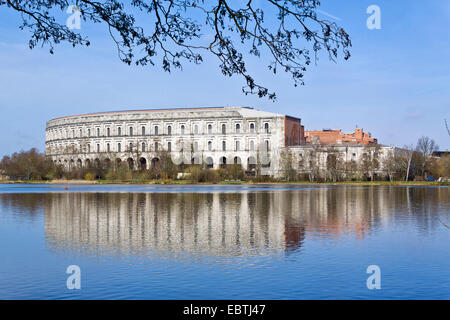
0 0 449 158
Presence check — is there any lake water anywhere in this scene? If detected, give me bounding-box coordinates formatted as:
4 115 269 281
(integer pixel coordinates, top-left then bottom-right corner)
0 184 449 299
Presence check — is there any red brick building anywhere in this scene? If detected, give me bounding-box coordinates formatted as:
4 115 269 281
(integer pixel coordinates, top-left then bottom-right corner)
305 128 377 146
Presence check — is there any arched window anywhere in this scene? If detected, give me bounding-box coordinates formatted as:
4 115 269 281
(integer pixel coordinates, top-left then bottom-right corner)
265 140 270 151
154 126 159 135
118 143 121 152
206 157 213 168
107 128 110 137
97 128 100 137
79 129 82 137
72 130 75 138
155 142 159 152
250 140 255 151
250 122 255 132
208 124 212 134
97 144 100 152
168 125 172 135
221 124 226 134
142 142 146 152
118 127 121 136
194 141 199 151
129 142 133 152
194 125 199 134
208 141 212 151
222 141 226 151
180 125 185 135
236 124 240 133
107 143 110 152
142 126 146 136
88 129 91 137
87 144 91 153
129 127 133 136
235 140 240 151
168 142 172 152
264 123 269 133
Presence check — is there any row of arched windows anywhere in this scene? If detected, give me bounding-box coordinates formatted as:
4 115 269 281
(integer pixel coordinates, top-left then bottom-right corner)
81 140 270 153
50 122 270 140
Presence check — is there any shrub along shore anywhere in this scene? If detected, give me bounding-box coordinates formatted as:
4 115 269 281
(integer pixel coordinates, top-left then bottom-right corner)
1 179 448 186
1 148 449 186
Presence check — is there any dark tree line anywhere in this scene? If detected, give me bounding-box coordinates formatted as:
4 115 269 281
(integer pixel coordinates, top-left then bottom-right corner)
0 148 61 180
2 0 351 99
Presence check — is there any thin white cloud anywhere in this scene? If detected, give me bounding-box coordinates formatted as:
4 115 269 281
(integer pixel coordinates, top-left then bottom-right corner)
316 9 342 21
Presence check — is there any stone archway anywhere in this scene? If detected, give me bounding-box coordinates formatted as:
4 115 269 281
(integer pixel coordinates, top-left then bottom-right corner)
151 157 160 169
247 156 256 170
127 158 134 170
205 157 214 169
219 156 227 169
104 158 111 170
76 159 82 169
191 157 201 165
139 157 147 170
234 156 241 165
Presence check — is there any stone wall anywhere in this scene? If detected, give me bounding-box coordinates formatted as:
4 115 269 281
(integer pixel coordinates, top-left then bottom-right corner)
46 107 298 175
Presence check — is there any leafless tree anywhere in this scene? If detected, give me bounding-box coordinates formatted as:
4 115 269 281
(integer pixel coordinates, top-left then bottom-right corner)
416 136 439 178
400 145 415 182
359 145 381 181
280 148 296 181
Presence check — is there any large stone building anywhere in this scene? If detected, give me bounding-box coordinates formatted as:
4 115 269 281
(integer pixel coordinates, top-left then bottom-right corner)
46 106 398 178
45 106 305 175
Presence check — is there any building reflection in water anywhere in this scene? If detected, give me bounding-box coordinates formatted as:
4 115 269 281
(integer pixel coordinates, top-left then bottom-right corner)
1 186 445 257
44 192 306 257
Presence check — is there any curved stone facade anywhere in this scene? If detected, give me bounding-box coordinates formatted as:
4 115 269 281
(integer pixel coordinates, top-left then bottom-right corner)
46 107 303 175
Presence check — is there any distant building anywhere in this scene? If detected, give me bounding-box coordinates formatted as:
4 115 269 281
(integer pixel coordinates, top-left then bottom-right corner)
432 151 450 158
305 128 377 146
0 169 8 181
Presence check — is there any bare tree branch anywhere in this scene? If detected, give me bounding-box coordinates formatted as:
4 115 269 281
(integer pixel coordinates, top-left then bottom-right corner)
2 0 351 99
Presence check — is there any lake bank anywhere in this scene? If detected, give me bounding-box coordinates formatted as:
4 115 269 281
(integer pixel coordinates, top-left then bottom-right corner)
1 179 448 186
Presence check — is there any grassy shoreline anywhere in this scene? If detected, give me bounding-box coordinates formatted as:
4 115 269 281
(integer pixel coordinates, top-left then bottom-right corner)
1 179 448 186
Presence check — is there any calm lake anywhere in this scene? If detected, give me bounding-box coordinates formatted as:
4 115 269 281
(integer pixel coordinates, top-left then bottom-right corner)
0 184 449 299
